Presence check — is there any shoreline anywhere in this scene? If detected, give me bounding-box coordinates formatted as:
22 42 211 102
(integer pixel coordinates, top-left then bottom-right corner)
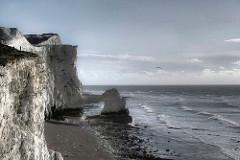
45 121 114 160
45 110 235 160
44 117 233 160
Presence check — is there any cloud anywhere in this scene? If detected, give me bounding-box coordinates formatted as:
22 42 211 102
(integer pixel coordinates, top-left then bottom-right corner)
77 51 240 85
224 38 240 43
190 58 202 63
202 68 216 75
78 65 240 85
142 71 155 76
233 60 240 66
78 51 155 62
191 55 240 70
219 66 225 70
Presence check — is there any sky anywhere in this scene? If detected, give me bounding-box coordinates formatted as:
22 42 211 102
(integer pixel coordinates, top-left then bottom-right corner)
1 0 240 85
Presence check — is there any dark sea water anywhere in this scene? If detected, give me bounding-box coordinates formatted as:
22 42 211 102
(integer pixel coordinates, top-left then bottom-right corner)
83 85 240 160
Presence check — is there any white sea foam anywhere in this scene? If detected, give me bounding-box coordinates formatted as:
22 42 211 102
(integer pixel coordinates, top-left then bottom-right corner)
83 89 104 95
180 105 240 128
183 129 240 160
196 111 213 116
157 114 170 120
180 106 194 111
221 96 240 108
141 104 154 113
157 114 182 129
135 91 146 94
195 110 240 128
208 114 240 128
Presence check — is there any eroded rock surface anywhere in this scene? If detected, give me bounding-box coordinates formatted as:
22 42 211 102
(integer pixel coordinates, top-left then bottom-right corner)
0 44 63 160
0 26 83 118
0 26 83 160
44 45 83 118
101 88 128 115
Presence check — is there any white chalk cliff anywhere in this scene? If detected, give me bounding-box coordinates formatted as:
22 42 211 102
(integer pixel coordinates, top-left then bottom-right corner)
0 27 83 160
0 44 63 160
0 27 83 115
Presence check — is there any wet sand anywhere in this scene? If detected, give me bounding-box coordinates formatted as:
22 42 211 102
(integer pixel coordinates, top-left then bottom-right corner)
45 121 114 160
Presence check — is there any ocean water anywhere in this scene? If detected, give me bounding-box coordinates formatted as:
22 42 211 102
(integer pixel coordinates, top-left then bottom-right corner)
83 85 240 160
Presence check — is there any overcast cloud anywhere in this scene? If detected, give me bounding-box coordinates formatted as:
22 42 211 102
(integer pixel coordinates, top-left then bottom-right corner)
1 0 240 85
225 39 240 43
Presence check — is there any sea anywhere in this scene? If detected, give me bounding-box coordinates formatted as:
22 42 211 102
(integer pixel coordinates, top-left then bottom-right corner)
82 85 240 160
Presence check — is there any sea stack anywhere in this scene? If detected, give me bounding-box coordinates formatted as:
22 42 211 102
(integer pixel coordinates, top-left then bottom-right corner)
101 88 129 115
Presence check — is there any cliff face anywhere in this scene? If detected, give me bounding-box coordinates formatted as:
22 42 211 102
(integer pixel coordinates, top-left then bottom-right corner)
43 45 83 118
47 45 82 108
0 27 83 160
0 27 83 114
0 45 62 160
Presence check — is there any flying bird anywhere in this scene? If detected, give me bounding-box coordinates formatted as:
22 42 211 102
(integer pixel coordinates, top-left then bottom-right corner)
155 67 163 69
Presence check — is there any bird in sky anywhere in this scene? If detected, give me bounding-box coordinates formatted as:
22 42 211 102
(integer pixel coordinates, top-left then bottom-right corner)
155 67 163 69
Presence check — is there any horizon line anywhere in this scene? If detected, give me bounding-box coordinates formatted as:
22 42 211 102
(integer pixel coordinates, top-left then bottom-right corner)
83 84 240 86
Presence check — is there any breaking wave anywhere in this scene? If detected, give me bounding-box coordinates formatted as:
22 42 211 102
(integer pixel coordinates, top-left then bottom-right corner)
141 104 154 113
180 105 240 128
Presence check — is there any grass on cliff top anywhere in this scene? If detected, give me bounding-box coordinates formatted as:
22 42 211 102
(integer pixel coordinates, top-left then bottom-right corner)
0 43 38 66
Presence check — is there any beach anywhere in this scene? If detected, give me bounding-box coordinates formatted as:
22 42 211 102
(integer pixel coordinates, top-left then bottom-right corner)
45 121 114 160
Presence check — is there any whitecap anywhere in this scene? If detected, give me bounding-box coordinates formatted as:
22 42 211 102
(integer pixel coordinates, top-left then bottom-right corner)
157 114 182 129
208 114 240 128
141 104 154 113
196 111 213 116
180 106 194 111
221 96 240 108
